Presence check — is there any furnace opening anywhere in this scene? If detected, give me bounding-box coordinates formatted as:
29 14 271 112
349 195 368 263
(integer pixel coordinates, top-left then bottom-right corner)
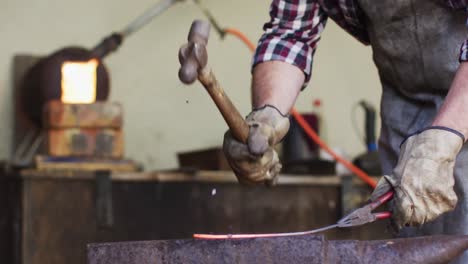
61 59 98 104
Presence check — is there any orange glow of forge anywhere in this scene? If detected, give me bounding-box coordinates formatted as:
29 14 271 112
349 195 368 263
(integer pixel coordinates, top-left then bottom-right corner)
61 59 98 103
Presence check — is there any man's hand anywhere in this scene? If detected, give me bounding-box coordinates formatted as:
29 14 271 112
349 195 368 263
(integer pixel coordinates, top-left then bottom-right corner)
223 105 290 185
370 127 464 228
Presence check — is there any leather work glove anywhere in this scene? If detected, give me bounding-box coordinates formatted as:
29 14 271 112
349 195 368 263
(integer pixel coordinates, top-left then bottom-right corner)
223 105 290 186
370 127 464 228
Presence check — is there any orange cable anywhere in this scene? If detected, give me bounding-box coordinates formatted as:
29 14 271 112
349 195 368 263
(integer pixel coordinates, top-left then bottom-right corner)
290 110 377 188
224 28 257 51
223 28 377 188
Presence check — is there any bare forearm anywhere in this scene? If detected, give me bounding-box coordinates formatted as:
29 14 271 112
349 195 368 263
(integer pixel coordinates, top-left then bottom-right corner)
251 61 304 114
432 62 468 140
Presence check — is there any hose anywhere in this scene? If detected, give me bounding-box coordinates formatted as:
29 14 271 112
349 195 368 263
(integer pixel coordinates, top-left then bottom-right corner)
222 28 377 188
224 28 257 51
291 110 377 188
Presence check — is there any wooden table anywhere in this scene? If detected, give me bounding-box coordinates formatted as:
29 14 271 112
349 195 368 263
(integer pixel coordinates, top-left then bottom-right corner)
1 169 389 264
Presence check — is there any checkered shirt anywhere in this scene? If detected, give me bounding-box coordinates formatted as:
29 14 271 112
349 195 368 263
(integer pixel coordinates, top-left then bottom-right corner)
253 0 468 83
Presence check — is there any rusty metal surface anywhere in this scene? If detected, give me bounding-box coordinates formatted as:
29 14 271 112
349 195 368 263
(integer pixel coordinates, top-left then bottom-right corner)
88 235 468 264
328 235 468 264
46 128 123 158
43 100 123 129
88 236 326 264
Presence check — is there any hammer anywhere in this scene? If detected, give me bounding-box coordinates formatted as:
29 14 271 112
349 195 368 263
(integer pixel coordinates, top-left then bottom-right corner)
178 20 249 143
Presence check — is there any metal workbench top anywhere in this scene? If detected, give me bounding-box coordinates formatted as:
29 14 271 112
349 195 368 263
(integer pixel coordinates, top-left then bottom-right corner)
19 169 376 186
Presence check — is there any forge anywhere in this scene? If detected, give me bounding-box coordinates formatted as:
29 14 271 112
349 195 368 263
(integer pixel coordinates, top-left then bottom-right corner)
11 0 184 168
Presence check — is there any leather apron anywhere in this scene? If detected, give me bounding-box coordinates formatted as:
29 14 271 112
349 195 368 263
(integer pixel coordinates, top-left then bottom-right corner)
356 0 468 262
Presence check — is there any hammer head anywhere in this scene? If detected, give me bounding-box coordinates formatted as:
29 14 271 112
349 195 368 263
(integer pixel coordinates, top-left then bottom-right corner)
178 20 211 84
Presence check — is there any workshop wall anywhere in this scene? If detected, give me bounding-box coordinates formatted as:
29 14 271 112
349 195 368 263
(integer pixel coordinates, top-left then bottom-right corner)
0 0 381 170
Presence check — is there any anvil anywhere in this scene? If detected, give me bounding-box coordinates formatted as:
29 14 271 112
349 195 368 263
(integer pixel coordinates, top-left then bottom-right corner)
87 234 468 264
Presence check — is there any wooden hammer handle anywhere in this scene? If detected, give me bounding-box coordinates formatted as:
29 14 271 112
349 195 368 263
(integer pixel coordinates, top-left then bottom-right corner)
198 68 249 143
179 20 249 143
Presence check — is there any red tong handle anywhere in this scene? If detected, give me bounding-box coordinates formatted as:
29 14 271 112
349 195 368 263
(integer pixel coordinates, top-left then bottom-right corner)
370 191 394 220
374 211 391 219
370 191 394 210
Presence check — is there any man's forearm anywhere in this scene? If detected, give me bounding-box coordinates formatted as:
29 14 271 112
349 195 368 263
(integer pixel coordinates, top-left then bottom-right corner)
432 62 468 140
251 61 305 114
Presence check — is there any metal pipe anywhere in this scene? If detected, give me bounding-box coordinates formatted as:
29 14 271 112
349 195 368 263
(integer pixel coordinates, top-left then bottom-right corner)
91 0 183 59
121 0 181 38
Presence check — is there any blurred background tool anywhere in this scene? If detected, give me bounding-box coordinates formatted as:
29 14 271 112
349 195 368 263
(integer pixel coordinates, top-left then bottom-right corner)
352 100 382 176
282 99 336 175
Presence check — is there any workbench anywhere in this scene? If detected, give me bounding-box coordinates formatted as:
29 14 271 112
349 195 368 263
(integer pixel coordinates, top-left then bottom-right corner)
0 169 391 264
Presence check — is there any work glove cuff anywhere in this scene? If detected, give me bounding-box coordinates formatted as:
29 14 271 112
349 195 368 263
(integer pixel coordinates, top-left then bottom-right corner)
401 126 465 146
399 126 464 161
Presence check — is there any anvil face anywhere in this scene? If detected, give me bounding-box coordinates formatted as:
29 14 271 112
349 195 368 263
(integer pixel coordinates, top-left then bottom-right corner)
87 235 468 264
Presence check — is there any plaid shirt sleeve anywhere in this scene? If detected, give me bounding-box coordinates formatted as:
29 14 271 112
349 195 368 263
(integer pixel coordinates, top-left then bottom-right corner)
252 0 328 83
